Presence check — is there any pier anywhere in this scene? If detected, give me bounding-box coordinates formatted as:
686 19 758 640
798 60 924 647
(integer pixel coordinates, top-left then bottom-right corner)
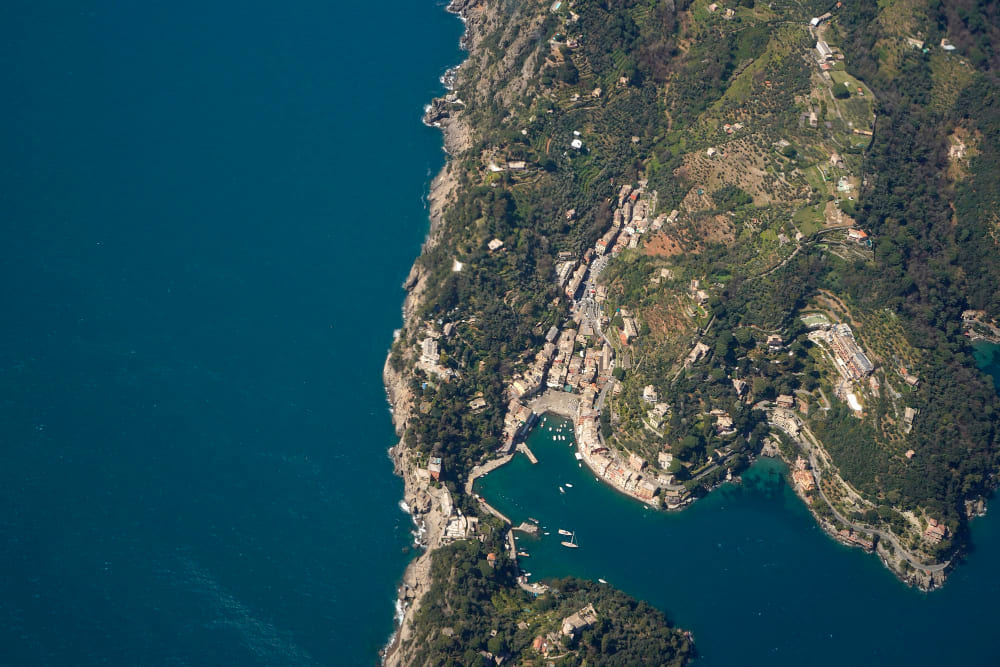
476 495 512 524
465 453 515 495
517 442 539 464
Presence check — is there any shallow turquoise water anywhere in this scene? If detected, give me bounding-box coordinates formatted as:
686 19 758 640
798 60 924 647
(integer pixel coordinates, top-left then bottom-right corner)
973 341 1000 390
478 347 1000 665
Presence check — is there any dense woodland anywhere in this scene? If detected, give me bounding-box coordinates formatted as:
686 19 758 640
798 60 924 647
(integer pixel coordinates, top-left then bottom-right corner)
402 524 692 665
817 2 1000 520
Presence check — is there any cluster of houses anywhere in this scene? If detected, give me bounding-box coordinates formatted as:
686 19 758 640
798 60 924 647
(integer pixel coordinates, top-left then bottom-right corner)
498 183 661 454
499 319 619 450
493 181 702 509
574 383 692 509
593 183 662 260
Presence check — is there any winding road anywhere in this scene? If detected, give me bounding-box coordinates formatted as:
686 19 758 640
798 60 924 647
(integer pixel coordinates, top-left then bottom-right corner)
768 409 950 574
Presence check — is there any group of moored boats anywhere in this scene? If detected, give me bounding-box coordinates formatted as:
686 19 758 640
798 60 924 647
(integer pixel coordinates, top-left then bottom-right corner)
516 526 579 560
558 529 578 548
544 420 572 444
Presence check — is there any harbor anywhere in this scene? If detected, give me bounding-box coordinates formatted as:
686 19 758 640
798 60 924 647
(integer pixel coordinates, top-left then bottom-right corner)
472 402 1000 666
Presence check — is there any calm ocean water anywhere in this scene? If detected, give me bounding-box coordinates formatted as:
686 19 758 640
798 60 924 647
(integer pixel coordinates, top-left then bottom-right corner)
478 345 1000 666
1 1 461 664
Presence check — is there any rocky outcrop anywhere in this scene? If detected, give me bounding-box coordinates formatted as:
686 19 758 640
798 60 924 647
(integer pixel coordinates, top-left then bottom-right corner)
876 540 949 591
381 1 500 663
382 445 454 666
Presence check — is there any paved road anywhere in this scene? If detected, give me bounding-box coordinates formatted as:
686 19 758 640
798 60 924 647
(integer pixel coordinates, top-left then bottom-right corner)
768 409 950 573
965 315 1000 341
571 254 617 413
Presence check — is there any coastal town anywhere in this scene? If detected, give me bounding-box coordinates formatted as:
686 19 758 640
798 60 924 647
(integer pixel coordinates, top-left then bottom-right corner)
486 182 697 510
407 158 961 596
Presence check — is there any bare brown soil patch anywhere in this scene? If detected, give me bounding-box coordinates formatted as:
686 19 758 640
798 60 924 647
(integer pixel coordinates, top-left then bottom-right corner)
644 232 688 257
824 200 856 228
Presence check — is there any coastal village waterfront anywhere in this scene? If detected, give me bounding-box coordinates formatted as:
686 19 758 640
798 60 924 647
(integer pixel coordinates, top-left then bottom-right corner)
485 182 696 509
470 383 1000 667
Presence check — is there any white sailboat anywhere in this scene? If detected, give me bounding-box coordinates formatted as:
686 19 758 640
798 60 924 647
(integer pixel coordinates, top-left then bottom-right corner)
560 531 579 548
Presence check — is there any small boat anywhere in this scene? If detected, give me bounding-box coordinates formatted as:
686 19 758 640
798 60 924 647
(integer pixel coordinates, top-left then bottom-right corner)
598 578 608 584
574 452 582 460
544 532 550 535
558 529 573 536
518 551 530 557
529 517 539 524
559 486 565 494
561 532 579 548
565 483 573 488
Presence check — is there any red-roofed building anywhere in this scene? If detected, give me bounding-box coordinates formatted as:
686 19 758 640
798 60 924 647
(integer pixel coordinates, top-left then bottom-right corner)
924 519 949 544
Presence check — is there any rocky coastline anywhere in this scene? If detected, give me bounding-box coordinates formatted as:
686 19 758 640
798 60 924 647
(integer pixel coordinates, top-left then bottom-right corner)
380 1 486 663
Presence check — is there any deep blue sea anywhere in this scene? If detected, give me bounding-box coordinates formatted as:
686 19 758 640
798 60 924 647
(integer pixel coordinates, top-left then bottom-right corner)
1 1 462 664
